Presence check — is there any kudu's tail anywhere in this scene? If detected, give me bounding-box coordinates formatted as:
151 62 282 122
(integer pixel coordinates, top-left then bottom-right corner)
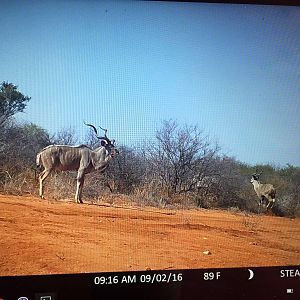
34 152 43 181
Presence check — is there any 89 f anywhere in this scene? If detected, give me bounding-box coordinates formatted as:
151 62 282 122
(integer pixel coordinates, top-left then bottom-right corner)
203 272 221 280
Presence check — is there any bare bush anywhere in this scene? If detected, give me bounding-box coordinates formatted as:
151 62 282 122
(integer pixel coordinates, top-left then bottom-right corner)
107 146 147 194
147 120 219 198
276 165 300 217
51 127 78 145
2 169 36 195
0 121 50 193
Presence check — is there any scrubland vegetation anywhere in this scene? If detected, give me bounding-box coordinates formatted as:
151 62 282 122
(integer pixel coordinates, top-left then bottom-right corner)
1 82 299 217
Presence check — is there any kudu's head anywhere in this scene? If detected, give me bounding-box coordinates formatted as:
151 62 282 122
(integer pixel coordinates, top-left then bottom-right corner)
250 170 262 184
84 123 119 157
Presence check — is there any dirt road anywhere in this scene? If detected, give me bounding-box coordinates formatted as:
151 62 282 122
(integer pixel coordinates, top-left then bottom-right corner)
0 194 299 276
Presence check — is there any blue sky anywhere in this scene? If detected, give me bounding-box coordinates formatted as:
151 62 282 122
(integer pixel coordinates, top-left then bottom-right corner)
1 1 299 166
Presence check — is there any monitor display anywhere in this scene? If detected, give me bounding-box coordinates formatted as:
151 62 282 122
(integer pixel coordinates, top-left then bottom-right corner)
0 0 299 299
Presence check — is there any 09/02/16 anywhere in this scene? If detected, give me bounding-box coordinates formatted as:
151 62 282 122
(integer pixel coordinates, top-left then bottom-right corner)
94 273 183 285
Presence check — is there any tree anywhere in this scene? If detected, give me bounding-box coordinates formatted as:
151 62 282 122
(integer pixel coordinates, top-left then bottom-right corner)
277 164 300 217
149 120 220 196
0 82 31 126
0 122 50 172
0 121 51 193
52 127 78 145
107 145 147 193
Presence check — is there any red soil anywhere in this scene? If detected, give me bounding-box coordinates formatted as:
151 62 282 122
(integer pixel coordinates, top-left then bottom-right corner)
0 194 299 276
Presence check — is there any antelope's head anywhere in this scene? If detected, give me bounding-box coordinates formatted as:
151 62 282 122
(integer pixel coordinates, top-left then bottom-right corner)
85 122 119 157
251 170 262 183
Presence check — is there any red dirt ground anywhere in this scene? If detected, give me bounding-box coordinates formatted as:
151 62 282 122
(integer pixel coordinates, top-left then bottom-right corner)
0 194 299 276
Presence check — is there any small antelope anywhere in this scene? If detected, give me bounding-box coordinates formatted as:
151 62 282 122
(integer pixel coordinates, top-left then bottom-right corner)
36 123 118 203
250 172 276 210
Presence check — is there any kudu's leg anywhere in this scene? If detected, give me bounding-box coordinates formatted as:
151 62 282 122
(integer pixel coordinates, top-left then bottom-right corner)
266 196 275 209
39 169 52 199
269 199 275 209
258 197 264 214
75 169 85 204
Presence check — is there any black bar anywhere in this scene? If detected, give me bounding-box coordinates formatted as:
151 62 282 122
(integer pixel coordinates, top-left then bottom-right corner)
0 266 299 300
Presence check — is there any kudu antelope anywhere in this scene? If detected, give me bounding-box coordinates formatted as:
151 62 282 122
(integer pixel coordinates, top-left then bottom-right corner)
36 123 118 203
250 171 276 210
